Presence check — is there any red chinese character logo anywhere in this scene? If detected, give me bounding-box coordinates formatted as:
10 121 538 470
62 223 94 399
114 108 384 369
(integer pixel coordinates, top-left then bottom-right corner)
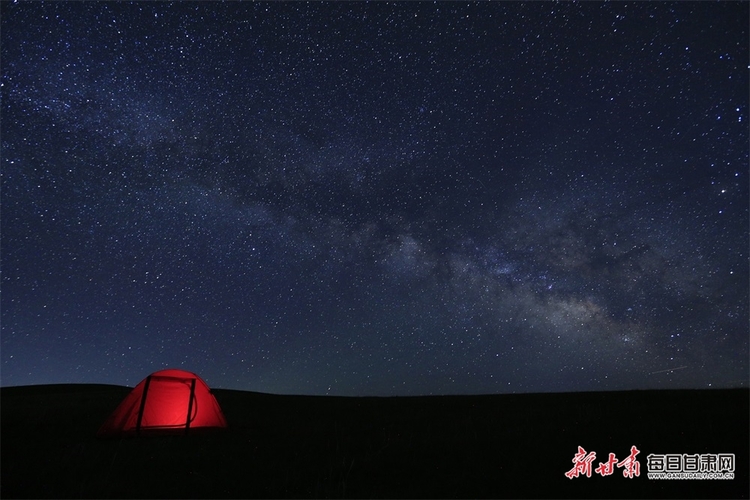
595 452 618 476
616 445 641 478
565 446 597 479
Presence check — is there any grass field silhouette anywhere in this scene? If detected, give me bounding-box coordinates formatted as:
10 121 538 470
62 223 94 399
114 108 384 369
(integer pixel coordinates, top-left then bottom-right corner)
2 385 747 498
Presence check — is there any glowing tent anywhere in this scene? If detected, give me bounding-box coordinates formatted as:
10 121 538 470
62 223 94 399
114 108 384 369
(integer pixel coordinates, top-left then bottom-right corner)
97 369 228 437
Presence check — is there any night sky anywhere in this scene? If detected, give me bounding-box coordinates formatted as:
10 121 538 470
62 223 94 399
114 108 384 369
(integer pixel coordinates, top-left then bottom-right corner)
1 2 748 396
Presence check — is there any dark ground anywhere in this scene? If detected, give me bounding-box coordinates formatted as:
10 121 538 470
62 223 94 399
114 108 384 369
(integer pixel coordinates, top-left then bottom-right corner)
1 384 747 498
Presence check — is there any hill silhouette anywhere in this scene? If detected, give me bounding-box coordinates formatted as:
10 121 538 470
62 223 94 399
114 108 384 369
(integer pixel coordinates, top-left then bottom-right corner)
1 384 747 498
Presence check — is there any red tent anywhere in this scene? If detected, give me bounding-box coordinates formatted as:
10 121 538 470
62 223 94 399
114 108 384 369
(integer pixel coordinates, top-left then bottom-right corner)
97 369 228 437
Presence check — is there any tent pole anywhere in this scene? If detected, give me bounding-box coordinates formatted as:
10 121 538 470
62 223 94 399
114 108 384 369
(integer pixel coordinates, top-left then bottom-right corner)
185 378 196 435
135 375 152 436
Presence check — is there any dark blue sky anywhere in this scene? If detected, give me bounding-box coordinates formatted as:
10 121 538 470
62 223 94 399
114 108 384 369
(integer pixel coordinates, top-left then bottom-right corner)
1 1 747 395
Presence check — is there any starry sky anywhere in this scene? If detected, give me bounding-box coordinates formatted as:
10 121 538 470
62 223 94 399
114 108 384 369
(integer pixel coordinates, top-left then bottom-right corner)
1 2 748 396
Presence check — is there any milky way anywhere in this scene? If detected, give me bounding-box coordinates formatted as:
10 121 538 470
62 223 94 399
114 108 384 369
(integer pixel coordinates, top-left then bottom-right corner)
1 2 747 395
